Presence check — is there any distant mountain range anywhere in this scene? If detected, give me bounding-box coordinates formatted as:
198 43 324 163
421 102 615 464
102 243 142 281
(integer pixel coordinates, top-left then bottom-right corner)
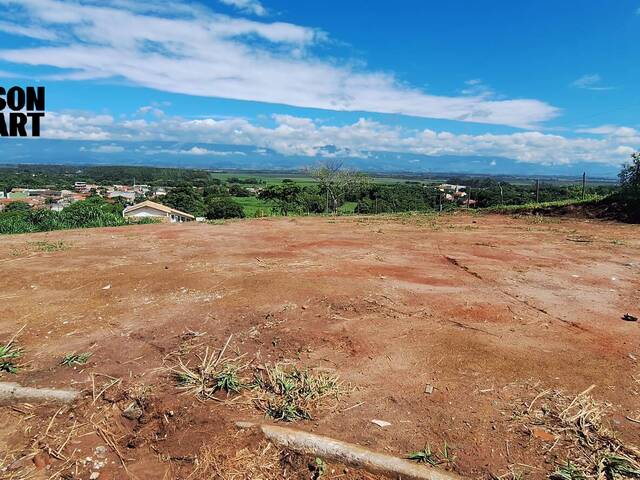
0 139 621 180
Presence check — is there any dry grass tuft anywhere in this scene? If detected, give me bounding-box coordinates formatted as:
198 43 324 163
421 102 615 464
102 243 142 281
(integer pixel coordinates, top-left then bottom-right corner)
167 336 249 399
514 385 640 479
251 363 345 422
190 441 284 480
167 339 347 421
166 327 349 424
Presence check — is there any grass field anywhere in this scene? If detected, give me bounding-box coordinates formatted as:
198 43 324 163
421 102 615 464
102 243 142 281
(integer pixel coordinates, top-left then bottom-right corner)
213 172 446 187
231 196 273 217
484 195 604 214
232 196 359 217
232 194 606 218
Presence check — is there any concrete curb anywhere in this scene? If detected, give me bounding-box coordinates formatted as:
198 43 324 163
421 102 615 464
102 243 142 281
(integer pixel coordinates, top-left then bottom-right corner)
0 382 79 404
238 422 465 480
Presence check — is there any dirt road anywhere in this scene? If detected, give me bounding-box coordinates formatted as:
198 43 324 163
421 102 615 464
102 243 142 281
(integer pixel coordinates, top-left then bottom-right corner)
1 213 639 479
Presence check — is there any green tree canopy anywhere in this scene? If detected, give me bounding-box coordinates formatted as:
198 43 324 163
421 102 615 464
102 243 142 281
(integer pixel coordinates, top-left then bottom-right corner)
619 152 640 194
258 184 302 216
205 197 245 219
161 183 205 216
4 201 32 213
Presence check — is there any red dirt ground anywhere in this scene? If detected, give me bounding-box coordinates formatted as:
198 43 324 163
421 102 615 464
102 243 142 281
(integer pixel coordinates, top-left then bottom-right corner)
1 212 639 479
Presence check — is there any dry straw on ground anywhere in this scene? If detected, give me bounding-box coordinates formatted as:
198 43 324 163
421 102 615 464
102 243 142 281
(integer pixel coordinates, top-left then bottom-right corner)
514 385 640 480
165 336 347 422
188 441 284 480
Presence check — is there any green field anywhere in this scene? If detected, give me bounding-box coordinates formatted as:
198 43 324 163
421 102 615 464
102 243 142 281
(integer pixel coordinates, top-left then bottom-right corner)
484 195 604 214
231 196 358 217
231 196 273 217
212 171 445 187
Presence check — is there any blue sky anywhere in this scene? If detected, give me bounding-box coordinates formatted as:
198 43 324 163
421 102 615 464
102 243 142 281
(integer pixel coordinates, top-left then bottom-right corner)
0 0 638 176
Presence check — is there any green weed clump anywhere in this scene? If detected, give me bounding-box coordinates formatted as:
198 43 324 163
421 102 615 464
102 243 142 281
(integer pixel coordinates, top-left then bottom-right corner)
407 442 456 467
61 352 92 367
550 461 586 480
407 444 438 465
168 341 346 422
253 364 344 422
0 334 24 374
32 240 70 252
170 345 247 399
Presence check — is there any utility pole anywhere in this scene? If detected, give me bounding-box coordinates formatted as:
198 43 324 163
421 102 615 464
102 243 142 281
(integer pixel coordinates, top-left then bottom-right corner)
535 179 540 203
499 184 504 205
582 172 586 200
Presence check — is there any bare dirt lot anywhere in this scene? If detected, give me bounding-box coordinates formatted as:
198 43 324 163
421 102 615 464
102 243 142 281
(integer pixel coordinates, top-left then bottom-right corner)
1 212 639 480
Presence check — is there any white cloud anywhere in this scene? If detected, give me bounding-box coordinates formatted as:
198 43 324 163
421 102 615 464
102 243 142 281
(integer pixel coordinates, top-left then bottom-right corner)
0 20 58 40
461 79 494 98
157 146 247 156
43 112 114 140
576 124 639 137
89 144 125 153
0 69 22 77
0 0 558 129
40 110 639 166
575 125 640 146
137 105 165 118
218 0 267 16
571 74 614 91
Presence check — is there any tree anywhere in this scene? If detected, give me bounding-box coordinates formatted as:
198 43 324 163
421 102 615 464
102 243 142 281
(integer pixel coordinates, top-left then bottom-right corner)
258 184 303 216
4 201 31 213
619 152 640 196
161 182 205 216
228 184 252 197
205 197 245 219
307 160 369 213
299 191 326 214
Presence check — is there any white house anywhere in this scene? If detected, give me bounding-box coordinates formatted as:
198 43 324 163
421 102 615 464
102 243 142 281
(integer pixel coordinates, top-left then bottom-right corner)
123 200 194 223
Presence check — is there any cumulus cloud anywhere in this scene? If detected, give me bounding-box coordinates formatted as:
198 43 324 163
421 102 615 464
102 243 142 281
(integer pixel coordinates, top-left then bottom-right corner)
571 74 614 91
0 0 558 128
576 125 639 139
39 110 639 166
218 0 267 16
43 112 114 140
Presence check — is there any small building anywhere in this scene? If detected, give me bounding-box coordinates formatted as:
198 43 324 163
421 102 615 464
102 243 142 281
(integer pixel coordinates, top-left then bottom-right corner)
123 200 194 223
108 191 136 202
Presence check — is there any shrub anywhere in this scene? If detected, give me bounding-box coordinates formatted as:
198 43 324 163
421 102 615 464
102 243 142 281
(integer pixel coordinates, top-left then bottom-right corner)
4 201 31 213
619 152 640 201
205 197 245 219
0 197 127 235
